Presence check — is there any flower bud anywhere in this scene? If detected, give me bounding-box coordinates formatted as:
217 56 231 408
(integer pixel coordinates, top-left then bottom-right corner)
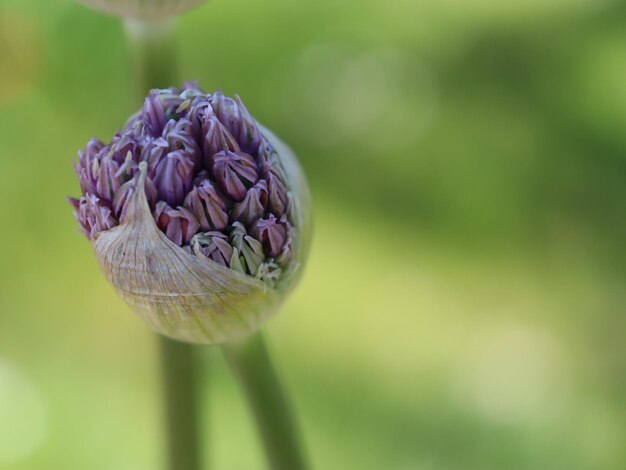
69 84 311 344
229 222 265 277
154 201 199 246
251 215 290 258
183 172 228 231
231 180 268 226
191 232 233 267
152 150 195 207
68 194 116 239
211 150 258 202
76 0 207 20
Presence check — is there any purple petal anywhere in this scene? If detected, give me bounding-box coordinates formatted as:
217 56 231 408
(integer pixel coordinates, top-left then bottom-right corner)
183 172 229 231
69 194 117 239
154 201 200 246
211 150 258 202
251 214 289 258
142 90 167 137
152 150 195 207
231 179 268 225
202 112 240 165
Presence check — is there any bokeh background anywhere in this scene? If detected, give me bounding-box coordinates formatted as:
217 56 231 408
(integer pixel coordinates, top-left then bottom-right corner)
1 0 625 469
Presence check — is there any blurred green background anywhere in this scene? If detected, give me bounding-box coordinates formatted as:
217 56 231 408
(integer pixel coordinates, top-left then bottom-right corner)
1 0 625 469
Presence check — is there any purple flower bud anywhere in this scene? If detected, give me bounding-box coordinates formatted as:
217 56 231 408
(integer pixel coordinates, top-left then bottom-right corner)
111 132 144 165
74 153 96 196
183 172 229 231
210 91 240 133
251 214 289 258
154 201 199 246
68 84 311 343
210 91 261 154
191 232 233 267
266 169 289 215
211 150 258 202
163 117 201 169
85 137 105 157
231 179 268 225
69 84 308 297
94 156 123 202
143 137 170 177
142 90 168 137
69 194 117 240
234 94 262 154
152 149 195 207
202 112 240 164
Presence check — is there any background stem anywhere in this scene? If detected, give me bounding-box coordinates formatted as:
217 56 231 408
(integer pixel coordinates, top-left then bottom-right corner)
123 19 202 470
223 332 309 470
158 336 202 470
124 18 178 97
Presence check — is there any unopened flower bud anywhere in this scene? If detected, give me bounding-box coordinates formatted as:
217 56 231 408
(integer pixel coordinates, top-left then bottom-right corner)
252 214 290 258
152 150 195 207
69 84 311 344
154 201 199 246
183 172 228 231
191 232 233 267
231 180 268 226
69 194 116 239
229 222 265 277
202 113 240 163
211 150 258 202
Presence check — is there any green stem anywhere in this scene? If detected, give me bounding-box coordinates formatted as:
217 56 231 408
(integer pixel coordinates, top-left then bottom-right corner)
124 18 178 96
223 332 309 470
158 337 202 470
123 19 202 470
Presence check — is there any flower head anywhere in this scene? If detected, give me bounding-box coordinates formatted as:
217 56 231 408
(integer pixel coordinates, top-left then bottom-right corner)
77 0 207 20
69 84 311 344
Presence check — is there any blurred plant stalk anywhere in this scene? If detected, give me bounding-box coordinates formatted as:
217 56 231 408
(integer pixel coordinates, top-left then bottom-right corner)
124 18 177 101
121 15 309 470
224 333 310 470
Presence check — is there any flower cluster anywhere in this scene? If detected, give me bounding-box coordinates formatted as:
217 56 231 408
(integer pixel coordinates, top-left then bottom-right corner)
69 83 295 286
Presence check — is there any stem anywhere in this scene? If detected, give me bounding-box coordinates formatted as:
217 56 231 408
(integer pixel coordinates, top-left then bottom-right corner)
158 337 202 470
223 332 309 470
124 18 178 96
123 19 202 470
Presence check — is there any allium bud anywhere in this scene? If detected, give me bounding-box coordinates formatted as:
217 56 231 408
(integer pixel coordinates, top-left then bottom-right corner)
76 0 207 21
68 84 311 344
